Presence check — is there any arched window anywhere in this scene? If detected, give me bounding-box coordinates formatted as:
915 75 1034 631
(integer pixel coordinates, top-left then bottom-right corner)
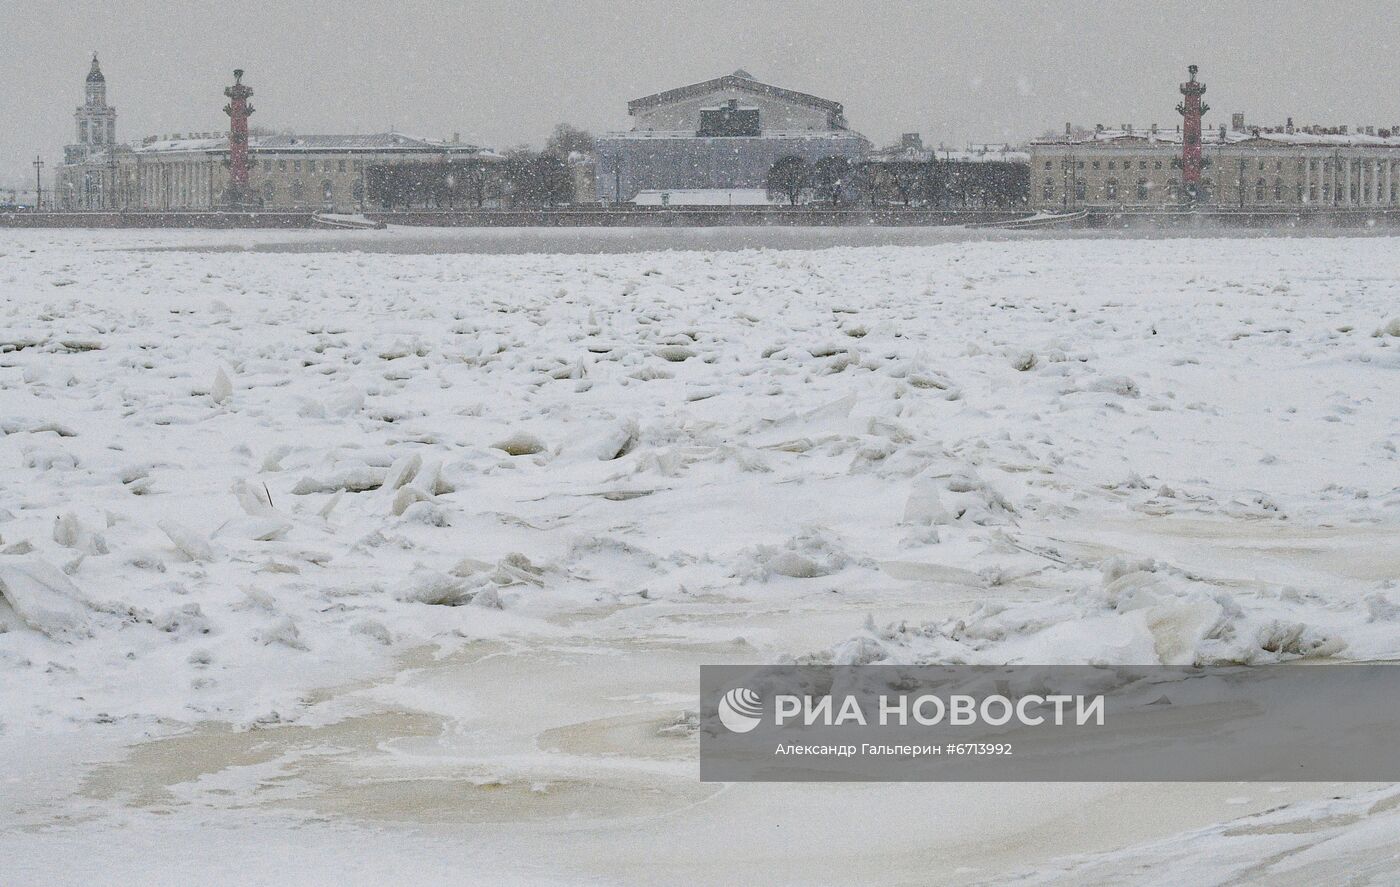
1042 178 1054 200
1136 179 1149 200
352 180 365 203
1256 178 1266 201
1274 178 1283 201
1074 180 1086 201
322 180 334 203
1167 180 1180 200
262 180 276 203
1105 178 1118 199
290 181 304 205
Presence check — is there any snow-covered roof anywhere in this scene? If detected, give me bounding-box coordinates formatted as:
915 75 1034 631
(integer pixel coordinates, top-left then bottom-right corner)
628 71 844 117
629 188 779 206
872 144 1029 163
598 130 866 142
134 132 491 155
1032 126 1400 149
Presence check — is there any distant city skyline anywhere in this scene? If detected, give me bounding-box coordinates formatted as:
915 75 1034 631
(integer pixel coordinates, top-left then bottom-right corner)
4 0 1398 188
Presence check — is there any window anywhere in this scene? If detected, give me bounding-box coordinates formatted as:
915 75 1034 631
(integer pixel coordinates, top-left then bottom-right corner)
1094 161 1103 169
1154 160 1163 170
1077 161 1084 169
1075 180 1086 200
352 180 365 203
1256 178 1266 201
1043 178 1054 200
1137 179 1148 200
307 160 316 173
1105 178 1118 199
278 159 286 171
1258 159 1266 171
338 159 347 172
322 179 334 202
293 160 301 172
1167 180 1180 200
1139 161 1148 170
263 160 271 171
261 180 275 202
1274 178 1283 200
1044 160 1052 170
290 180 304 204
353 160 363 170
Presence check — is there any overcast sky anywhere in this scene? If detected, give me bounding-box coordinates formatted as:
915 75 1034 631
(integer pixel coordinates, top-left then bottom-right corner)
4 0 1398 188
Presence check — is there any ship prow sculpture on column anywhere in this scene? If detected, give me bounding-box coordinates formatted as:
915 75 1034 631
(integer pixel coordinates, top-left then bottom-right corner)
1176 64 1209 205
222 69 255 209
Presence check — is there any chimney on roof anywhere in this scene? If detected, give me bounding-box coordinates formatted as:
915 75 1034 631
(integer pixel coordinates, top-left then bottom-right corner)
1231 112 1245 132
901 132 923 150
1285 117 1294 134
1366 125 1375 135
1065 122 1071 135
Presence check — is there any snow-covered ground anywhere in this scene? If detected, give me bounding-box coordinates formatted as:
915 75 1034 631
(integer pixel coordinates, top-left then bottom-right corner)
1 227 1398 884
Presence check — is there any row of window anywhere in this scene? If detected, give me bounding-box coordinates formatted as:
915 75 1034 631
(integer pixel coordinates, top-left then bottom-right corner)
258 158 363 174
1046 156 1398 173
1042 176 1400 203
258 179 367 203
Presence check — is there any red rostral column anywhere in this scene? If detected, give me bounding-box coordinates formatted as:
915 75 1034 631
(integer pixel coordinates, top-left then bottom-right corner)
1176 64 1209 203
223 69 254 206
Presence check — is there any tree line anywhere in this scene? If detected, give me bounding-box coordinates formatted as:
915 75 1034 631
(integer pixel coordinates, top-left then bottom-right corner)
366 124 595 210
766 155 1029 208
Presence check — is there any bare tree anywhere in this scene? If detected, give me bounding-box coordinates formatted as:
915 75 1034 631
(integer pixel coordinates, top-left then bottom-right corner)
885 161 924 206
766 155 811 206
851 161 889 207
811 156 851 206
545 123 596 159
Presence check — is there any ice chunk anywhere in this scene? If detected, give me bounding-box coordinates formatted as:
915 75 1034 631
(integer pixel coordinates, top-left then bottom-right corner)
210 367 232 405
0 558 91 638
492 431 546 456
52 512 109 555
158 520 215 562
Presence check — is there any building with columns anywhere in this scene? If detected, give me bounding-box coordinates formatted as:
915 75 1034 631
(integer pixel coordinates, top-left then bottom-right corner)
54 60 495 212
595 70 869 203
1029 123 1400 210
1028 68 1400 211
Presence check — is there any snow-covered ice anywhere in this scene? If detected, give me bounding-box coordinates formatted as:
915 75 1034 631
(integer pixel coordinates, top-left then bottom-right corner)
1 227 1398 884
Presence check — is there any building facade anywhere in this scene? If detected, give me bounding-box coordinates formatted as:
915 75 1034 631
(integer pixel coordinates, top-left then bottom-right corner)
1029 125 1400 210
595 70 869 203
1028 67 1400 210
54 62 494 212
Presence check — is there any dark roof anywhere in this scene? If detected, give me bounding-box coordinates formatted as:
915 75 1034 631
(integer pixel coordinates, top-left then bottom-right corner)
627 71 844 119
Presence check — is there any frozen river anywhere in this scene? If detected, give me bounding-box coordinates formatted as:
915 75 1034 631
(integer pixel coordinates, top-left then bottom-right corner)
2 229 1398 884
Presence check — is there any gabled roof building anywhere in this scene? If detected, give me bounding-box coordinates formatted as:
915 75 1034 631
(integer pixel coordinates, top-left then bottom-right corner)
595 70 869 203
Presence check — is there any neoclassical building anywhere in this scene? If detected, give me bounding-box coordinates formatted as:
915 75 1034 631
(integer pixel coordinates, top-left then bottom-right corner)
594 70 869 202
54 61 493 212
1028 121 1400 210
